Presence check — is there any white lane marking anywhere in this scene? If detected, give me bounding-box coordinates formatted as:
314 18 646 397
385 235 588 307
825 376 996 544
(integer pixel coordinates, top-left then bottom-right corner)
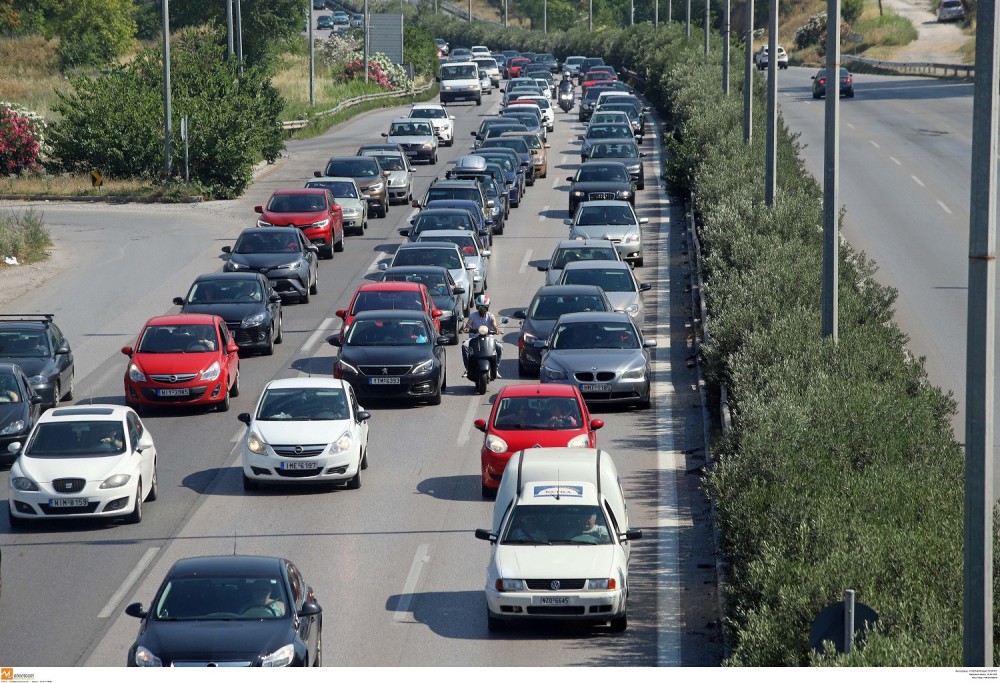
561 155 569 165
230 426 245 444
456 395 482 446
846 122 855 130
937 200 953 215
393 544 431 622
99 547 160 618
539 204 549 222
301 317 335 353
890 156 902 166
869 140 880 149
519 249 533 274
551 177 559 190
911 175 925 188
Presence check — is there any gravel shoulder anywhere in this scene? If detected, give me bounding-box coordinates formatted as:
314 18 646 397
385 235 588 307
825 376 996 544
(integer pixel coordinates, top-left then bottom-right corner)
876 0 969 63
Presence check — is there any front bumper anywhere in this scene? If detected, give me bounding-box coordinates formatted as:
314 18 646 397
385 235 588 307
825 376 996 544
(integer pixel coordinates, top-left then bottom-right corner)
485 586 626 622
226 322 272 351
125 377 229 408
541 376 650 405
242 446 360 484
343 369 441 401
481 449 514 488
266 273 310 299
10 483 140 521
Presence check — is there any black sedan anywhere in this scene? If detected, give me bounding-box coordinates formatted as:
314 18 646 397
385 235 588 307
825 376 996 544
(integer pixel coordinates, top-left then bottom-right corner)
586 140 647 190
812 67 855 98
566 161 635 215
125 555 323 667
221 227 320 304
380 266 466 342
0 313 74 408
327 310 450 405
173 272 283 356
0 362 43 466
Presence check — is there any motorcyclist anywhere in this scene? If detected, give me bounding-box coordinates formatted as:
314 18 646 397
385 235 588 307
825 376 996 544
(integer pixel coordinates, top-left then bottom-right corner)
462 294 502 378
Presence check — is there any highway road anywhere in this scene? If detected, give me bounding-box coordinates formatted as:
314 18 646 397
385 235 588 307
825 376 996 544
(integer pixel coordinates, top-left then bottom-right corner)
0 82 721 665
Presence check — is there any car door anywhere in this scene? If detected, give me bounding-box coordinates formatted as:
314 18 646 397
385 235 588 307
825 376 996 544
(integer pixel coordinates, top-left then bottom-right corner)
325 190 343 243
217 321 239 387
127 411 154 489
49 323 73 392
299 232 318 281
261 275 281 329
284 561 319 661
348 386 369 449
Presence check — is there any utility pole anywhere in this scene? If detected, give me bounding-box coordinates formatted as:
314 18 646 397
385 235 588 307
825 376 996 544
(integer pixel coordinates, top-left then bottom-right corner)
308 0 315 106
161 0 172 177
765 0 777 206
589 0 593 30
235 0 243 76
630 0 634 25
504 0 508 27
226 0 233 58
655 0 659 26
468 0 472 21
743 0 753 144
364 0 369 83
821 0 840 340
964 0 999 668
686 0 691 37
704 0 710 54
723 0 730 93
545 0 548 32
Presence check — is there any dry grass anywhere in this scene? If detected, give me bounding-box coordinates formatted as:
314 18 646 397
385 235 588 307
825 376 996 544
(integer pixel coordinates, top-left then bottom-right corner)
0 174 154 196
0 35 68 118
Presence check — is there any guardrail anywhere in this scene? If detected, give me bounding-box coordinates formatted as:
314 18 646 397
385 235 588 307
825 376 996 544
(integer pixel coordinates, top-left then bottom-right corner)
842 54 974 78
280 80 436 135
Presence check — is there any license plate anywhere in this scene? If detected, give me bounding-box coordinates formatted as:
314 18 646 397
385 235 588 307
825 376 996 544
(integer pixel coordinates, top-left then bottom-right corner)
50 498 88 508
158 388 190 397
369 377 400 385
580 383 611 393
281 461 318 470
540 597 570 605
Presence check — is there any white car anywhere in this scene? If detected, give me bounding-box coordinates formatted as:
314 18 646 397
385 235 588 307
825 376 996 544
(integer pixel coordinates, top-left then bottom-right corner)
471 45 491 58
755 45 788 70
409 104 455 147
239 378 370 491
8 404 158 526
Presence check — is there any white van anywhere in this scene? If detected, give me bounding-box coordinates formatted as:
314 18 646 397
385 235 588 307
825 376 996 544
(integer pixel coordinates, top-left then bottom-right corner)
439 61 482 106
474 448 641 633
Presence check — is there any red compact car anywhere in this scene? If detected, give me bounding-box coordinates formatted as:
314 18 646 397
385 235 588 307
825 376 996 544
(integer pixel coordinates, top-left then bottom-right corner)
122 314 241 413
255 188 344 259
473 384 603 498
337 281 442 342
508 57 531 78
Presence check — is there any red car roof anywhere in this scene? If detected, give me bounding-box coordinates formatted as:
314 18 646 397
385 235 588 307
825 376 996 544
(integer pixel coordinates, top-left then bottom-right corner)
495 383 581 398
354 281 424 293
269 188 328 196
143 313 221 326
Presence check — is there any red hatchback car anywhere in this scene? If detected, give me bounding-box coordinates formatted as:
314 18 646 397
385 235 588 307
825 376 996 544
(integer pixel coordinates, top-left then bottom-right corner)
473 384 603 498
255 188 344 259
122 314 241 414
337 282 442 342
508 57 531 78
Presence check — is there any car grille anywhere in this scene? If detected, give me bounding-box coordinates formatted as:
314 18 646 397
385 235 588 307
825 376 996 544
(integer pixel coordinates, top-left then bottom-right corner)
39 502 100 515
52 478 86 493
272 444 327 457
171 661 253 667
526 606 586 616
231 328 255 345
358 365 412 376
525 579 587 590
149 373 198 383
574 371 617 382
274 468 323 478
588 192 614 200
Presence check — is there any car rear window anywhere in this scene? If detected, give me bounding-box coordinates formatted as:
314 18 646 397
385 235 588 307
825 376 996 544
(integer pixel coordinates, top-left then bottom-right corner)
561 268 634 292
325 158 378 177
552 247 619 269
528 294 609 320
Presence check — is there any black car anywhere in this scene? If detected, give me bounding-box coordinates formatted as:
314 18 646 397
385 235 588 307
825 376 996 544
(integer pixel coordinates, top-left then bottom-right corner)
327 310 449 405
173 272 283 355
534 53 560 73
596 102 647 141
566 161 635 214
586 140 647 190
0 314 74 409
400 207 478 242
579 85 615 122
125 555 322 667
0 362 43 465
222 227 320 304
380 266 466 342
812 67 855 99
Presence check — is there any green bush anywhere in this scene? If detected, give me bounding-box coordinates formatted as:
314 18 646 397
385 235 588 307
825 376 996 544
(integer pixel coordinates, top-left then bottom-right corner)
0 208 51 264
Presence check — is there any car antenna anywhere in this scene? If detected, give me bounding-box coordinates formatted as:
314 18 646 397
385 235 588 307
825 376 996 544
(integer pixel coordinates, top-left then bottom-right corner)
233 532 238 556
555 467 561 501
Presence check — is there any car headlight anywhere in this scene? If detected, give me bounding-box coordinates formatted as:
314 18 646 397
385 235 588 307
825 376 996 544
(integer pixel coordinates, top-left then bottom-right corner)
261 643 295 667
486 434 508 454
278 260 303 270
330 430 353 455
587 578 616 590
567 434 590 448
621 366 646 380
368 182 384 192
308 218 330 228
200 361 221 382
242 312 266 328
256 219 274 227
498 578 525 591
337 359 359 375
620 190 633 199
11 477 38 491
134 646 162 667
571 190 584 197
342 207 361 216
622 232 640 244
28 374 47 387
128 364 147 383
0 419 26 435
467 84 478 90
100 473 132 489
542 365 567 380
247 431 268 455
628 164 641 174
411 359 434 374
443 85 453 91
624 303 640 317
521 332 538 345
421 142 433 149
225 260 245 271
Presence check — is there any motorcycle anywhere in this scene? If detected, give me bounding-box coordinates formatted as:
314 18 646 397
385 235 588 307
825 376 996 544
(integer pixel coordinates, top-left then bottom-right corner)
557 87 575 113
465 322 505 394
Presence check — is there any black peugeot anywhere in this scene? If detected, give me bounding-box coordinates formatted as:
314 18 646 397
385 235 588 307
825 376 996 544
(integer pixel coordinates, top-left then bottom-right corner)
173 272 283 355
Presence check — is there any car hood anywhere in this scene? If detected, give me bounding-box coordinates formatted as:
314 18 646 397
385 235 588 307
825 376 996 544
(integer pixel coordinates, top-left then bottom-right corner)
570 182 632 193
570 224 638 241
17 452 127 484
604 291 640 312
260 211 326 227
495 544 615 578
387 135 434 146
229 253 305 270
254 419 352 445
339 345 436 366
180 303 264 325
544 348 644 371
0 356 49 377
385 171 410 185
138 619 292 664
335 197 365 212
131 352 220 376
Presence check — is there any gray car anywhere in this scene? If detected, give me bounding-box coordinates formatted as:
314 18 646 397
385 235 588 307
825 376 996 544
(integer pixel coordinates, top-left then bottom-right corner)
513 284 614 377
538 239 622 285
538 311 655 408
381 242 476 314
579 124 636 161
565 200 648 267
556 259 651 330
222 227 320 304
304 177 368 234
358 150 413 204
414 230 491 295
382 118 439 164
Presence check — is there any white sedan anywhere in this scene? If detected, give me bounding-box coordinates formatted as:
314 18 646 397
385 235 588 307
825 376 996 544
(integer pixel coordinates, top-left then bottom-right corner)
8 404 158 526
239 378 370 490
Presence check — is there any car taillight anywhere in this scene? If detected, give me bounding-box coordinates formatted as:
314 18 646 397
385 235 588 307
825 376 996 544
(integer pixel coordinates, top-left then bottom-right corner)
844 77 852 83
818 79 825 86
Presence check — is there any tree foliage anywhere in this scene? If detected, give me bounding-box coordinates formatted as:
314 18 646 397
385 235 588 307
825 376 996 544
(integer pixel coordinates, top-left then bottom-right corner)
167 0 303 66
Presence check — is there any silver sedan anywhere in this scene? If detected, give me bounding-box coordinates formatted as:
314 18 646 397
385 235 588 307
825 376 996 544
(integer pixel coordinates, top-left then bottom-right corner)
565 200 648 267
557 259 651 330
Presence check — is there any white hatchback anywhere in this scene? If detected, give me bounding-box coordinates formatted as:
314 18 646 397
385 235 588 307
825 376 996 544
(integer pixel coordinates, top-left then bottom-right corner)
239 378 370 491
409 104 456 147
8 405 158 526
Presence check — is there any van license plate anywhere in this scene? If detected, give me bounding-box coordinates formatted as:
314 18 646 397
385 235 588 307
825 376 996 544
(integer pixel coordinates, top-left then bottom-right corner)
580 383 611 393
540 597 570 605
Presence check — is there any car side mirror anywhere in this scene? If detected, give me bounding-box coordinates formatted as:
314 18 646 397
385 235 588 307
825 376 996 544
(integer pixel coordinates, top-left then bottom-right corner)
643 339 657 348
398 228 411 236
172 297 185 306
563 219 572 225
577 134 584 140
121 346 134 357
452 286 465 294
29 395 42 406
325 334 342 347
536 265 548 272
253 205 263 214
811 76 816 80
314 171 323 177
566 177 574 183
411 200 421 208
436 335 451 345
7 441 21 454
639 153 647 158
512 309 526 320
639 218 649 225
475 528 497 543
237 412 252 425
227 342 239 354
381 132 388 138
125 603 147 619
298 602 323 618
432 309 443 318
639 283 652 291
474 418 487 432
269 294 282 303
620 529 643 541
356 411 371 422
482 250 492 258
384 170 391 177
307 244 319 253
590 418 605 431
137 434 155 452
378 263 388 271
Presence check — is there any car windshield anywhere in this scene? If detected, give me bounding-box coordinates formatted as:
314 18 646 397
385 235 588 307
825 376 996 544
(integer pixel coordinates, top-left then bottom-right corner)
390 121 433 136
577 165 629 182
441 64 478 79
551 247 619 269
411 108 445 120
393 248 463 270
590 142 639 159
561 268 635 292
486 126 525 138
153 577 289 621
576 205 636 226
325 159 378 177
234 231 300 254
506 113 540 127
137 324 218 353
266 194 326 213
413 213 473 232
351 290 425 315
427 187 480 204
345 319 430 346
0 331 49 358
502 504 612 545
493 396 583 430
528 293 608 320
306 180 358 198
256 387 350 421
512 135 541 149
592 113 627 124
374 155 405 171
551 321 639 350
26 420 127 457
188 280 263 304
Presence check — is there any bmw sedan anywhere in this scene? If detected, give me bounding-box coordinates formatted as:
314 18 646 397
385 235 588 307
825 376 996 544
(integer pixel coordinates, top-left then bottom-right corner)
537 239 623 286
566 161 635 215
222 227 319 304
565 200 649 267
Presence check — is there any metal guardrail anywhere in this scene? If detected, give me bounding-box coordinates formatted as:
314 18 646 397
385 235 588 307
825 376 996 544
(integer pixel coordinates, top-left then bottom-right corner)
280 80 435 134
843 54 974 78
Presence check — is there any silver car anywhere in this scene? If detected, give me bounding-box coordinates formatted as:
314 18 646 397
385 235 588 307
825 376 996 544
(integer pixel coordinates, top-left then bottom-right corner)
304 177 368 234
414 229 491 295
537 239 622 286
381 242 476 314
362 151 413 205
565 200 648 267
382 118 438 164
556 259 651 329
538 311 655 408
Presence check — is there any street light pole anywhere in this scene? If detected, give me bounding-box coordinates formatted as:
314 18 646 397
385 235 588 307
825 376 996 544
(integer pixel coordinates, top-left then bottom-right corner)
364 0 369 83
686 0 691 37
307 0 315 107
765 0 777 206
723 0 730 93
545 0 548 32
704 0 710 54
226 0 233 59
743 0 753 144
235 0 243 76
161 0 172 177
589 0 593 30
821 0 840 340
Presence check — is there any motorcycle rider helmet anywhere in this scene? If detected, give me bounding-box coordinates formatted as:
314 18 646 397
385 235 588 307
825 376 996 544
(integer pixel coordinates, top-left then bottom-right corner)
475 294 490 311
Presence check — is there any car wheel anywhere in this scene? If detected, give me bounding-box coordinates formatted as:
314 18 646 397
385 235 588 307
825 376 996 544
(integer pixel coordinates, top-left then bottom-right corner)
263 326 275 355
360 447 369 470
275 314 283 344
310 271 319 296
313 625 322 666
334 233 345 252
230 370 240 398
609 607 628 633
346 469 361 490
51 381 60 409
638 179 645 190
486 607 504 632
125 481 143 524
146 461 158 502
635 257 644 268
446 137 454 147
429 378 443 405
813 92 821 99
476 96 482 106
217 388 231 412
430 152 437 165
518 361 531 378
322 244 334 259
243 474 259 491
441 366 448 391
64 373 75 401
301 287 310 304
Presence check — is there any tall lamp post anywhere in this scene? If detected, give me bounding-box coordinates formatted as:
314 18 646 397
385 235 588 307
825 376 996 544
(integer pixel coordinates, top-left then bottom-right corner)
226 0 233 58
308 1 315 106
161 0 172 177
743 0 753 144
235 0 243 76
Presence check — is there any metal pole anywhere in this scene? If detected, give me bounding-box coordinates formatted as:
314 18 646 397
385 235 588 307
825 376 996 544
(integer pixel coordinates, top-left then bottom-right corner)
308 1 315 107
686 0 691 37
964 0 999 667
235 0 243 76
743 0 753 144
161 0 172 177
843 589 856 655
468 0 472 21
364 0 369 83
764 0 777 206
655 0 659 26
630 0 634 25
589 0 593 30
226 0 233 58
704 0 710 54
181 115 189 183
504 0 508 27
723 0 730 93
545 0 548 32
821 0 840 340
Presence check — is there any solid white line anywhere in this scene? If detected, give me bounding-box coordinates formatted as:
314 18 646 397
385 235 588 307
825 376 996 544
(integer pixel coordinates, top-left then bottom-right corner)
889 156 902 166
393 544 430 622
456 395 482 446
230 426 245 444
99 547 160 618
301 317 335 353
911 175 925 188
937 200 953 215
869 140 880 149
518 249 533 274
539 204 549 222
845 122 855 130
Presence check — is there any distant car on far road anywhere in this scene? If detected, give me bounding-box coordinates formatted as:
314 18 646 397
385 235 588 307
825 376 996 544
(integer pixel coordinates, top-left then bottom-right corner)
812 67 855 99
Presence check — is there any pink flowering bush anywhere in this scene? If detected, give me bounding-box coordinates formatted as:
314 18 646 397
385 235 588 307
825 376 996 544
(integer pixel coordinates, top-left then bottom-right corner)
0 104 45 175
341 59 393 90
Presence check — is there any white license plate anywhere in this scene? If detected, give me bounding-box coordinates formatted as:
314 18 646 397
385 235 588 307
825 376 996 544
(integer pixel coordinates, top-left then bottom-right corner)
580 383 611 393
369 377 400 385
158 388 190 397
49 498 88 508
281 461 318 470
540 597 570 605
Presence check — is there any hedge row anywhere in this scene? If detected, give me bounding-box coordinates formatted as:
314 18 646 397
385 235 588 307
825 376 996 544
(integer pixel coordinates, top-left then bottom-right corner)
421 15 984 666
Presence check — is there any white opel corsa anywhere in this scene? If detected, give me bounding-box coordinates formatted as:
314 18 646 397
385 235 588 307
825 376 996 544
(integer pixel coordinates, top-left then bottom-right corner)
239 378 370 491
8 404 158 526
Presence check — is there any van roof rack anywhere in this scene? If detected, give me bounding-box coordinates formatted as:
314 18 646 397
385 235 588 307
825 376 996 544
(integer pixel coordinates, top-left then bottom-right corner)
0 313 55 323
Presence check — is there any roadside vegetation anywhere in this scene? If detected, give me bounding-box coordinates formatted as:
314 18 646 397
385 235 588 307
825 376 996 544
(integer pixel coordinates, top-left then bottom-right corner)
0 209 51 264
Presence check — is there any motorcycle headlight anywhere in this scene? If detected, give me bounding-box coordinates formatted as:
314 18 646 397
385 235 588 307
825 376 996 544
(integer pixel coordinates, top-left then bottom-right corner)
261 643 295 667
256 219 273 227
242 312 266 328
486 434 508 454
247 431 268 455
368 182 384 192
0 419 26 435
134 646 162 667
330 430 353 454
542 365 567 380
411 359 434 374
100 473 132 489
128 364 147 383
200 361 221 381
308 218 330 229
11 477 38 491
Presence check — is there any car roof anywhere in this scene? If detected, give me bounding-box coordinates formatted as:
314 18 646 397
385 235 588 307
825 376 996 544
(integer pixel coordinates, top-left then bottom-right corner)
239 226 301 236
263 377 350 391
192 272 261 283
397 242 461 251
166 555 286 579
429 179 481 189
415 207 471 215
143 313 222 326
307 176 359 185
355 281 425 293
497 383 581 399
271 188 327 196
561 259 630 271
382 265 450 275
575 199 634 208
416 229 478 239
39 404 129 422
0 314 55 329
555 238 616 248
552 311 632 324
579 160 629 169
534 284 607 296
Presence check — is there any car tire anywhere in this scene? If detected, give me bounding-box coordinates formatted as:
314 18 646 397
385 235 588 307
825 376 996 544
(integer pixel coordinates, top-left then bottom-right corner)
301 287 310 304
486 608 504 632
147 461 158 502
51 381 60 409
313 628 322 667
334 233 345 252
635 257 644 268
263 327 275 355
446 137 454 147
275 315 283 344
230 370 240 398
64 373 75 401
322 244 334 259
609 609 628 633
429 377 443 405
813 92 821 99
381 200 389 218
217 388 231 413
346 469 361 490
360 447 369 470
243 474 259 491
310 272 319 296
476 96 482 106
441 366 448 391
638 179 645 191
430 152 438 165
125 482 143 524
